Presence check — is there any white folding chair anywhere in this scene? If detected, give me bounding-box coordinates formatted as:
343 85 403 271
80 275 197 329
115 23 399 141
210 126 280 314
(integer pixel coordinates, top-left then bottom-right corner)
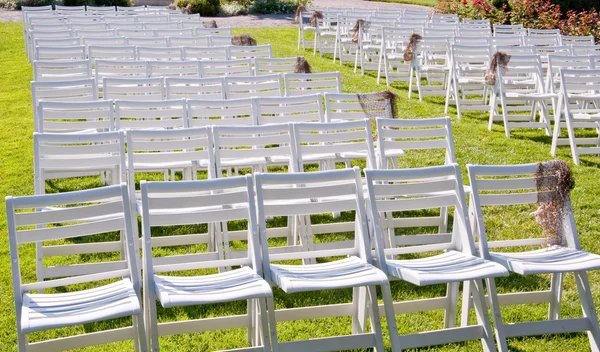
70 22 108 30
82 36 126 48
38 100 114 134
135 46 183 61
296 7 319 51
145 22 181 30
254 93 324 125
554 69 600 165
283 71 341 96
169 36 211 48
147 60 201 78
333 15 363 65
139 175 276 351
377 26 414 86
409 36 451 101
571 44 600 55
89 45 136 64
466 162 600 351
194 27 232 36
493 24 526 36
30 23 70 32
314 12 339 57
87 5 117 14
355 19 396 75
227 44 273 60
117 28 156 38
35 45 86 61
209 34 234 47
126 37 168 47
103 77 165 101
223 74 283 99
561 35 595 46
199 58 253 78
165 77 225 99
254 57 297 75
7 184 146 352
31 78 97 131
323 92 389 122
115 99 186 131
254 168 397 351
488 54 555 138
491 35 524 48
181 45 227 60
28 29 74 61
95 60 148 97
445 44 492 119
524 35 561 47
33 59 92 82
182 92 250 125
106 22 144 30
365 164 507 351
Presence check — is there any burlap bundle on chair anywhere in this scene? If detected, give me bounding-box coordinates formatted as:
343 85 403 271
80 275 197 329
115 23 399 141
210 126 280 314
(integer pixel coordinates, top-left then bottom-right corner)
202 20 218 28
351 19 370 43
231 34 257 46
294 56 312 73
310 11 323 27
357 90 399 119
294 5 306 24
403 33 422 62
531 160 575 246
485 52 511 86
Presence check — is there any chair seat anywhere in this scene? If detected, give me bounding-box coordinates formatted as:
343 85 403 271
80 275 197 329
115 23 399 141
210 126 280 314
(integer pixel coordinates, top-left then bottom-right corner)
154 266 272 309
21 279 140 334
270 256 389 293
385 250 509 286
505 92 557 100
381 148 405 158
490 245 600 275
135 161 194 170
216 157 268 168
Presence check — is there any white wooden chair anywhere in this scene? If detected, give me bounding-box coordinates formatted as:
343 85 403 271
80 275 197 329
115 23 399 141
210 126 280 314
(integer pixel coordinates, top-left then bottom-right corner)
89 45 136 64
187 97 254 127
555 69 600 165
168 35 210 47
117 28 156 38
296 7 318 51
459 28 492 38
227 44 273 60
38 100 114 133
254 93 324 125
95 60 148 97
465 162 600 351
169 13 200 22
571 44 600 55
181 45 227 60
165 77 225 99
254 167 398 351
323 92 390 122
106 22 144 30
139 175 277 351
199 58 253 78
488 54 555 138
491 35 524 48
135 46 183 61
28 29 74 61
115 99 186 131
213 123 296 176
365 164 508 351
224 74 283 99
30 23 71 32
445 44 492 119
283 71 341 97
333 15 363 65
76 29 117 38
33 59 91 82
7 184 146 352
147 23 184 31
125 37 168 47
31 78 97 131
209 34 235 47
254 57 297 75
561 35 595 46
408 36 451 101
147 60 201 78
377 26 415 86
194 27 232 36
35 45 86 61
103 77 165 101
355 19 396 75
87 5 117 14
493 24 526 36
313 12 339 58
70 22 108 30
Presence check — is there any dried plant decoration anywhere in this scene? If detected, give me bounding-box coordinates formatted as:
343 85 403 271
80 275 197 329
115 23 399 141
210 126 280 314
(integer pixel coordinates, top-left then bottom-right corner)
295 56 312 73
203 20 218 28
231 34 257 46
485 51 511 86
531 160 575 246
351 19 370 43
357 90 399 119
310 11 323 27
403 33 422 62
294 5 306 24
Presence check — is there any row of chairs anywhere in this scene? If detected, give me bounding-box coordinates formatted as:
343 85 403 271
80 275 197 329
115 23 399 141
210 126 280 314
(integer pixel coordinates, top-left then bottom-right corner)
22 4 181 13
12 159 600 351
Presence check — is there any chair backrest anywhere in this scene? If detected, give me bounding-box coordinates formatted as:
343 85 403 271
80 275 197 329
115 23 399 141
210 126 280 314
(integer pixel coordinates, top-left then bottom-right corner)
495 45 536 55
458 28 492 38
136 46 183 61
35 45 86 61
89 45 136 63
365 164 474 264
103 77 164 101
571 44 600 55
528 28 560 36
181 45 227 60
95 60 148 98
561 35 595 46
83 36 127 48
38 100 114 133
147 60 201 78
117 28 156 38
450 44 492 78
255 168 370 282
209 34 234 47
33 131 126 194
414 36 449 64
30 23 71 32
224 74 283 99
170 36 211 48
125 36 168 47
559 68 600 98
71 22 108 30
107 22 145 30
34 36 81 48
187 97 254 127
165 77 224 99
496 54 545 92
467 163 582 256
283 72 342 97
376 117 456 169
75 29 117 38
294 119 377 170
380 26 414 52
145 22 181 30
213 123 297 174
138 14 168 22
199 58 253 78
33 59 92 81
255 94 324 125
155 28 194 37
6 184 139 293
323 92 392 122
139 175 262 285
194 27 232 36
168 13 200 21
227 44 273 60
491 35 524 48
423 27 456 37
254 57 298 75
115 99 185 130
545 55 594 93
524 34 560 47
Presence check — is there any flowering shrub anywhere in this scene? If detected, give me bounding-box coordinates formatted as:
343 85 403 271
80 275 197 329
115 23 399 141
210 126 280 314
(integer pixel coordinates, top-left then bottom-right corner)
437 0 507 25
250 0 310 14
559 8 600 40
509 0 561 29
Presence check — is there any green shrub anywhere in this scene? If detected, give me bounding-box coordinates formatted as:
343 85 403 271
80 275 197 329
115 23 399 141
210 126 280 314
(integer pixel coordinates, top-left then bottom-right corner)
251 0 310 14
15 0 52 9
0 0 17 8
92 0 132 6
175 0 220 15
62 0 88 6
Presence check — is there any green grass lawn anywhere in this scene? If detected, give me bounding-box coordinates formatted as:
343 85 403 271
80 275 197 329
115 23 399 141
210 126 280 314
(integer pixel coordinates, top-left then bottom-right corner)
1 22 600 351
365 0 438 8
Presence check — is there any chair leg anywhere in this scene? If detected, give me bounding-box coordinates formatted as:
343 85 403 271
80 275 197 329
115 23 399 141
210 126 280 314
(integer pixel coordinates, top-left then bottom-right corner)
564 110 581 166
352 286 368 334
486 278 508 352
444 281 459 328
367 285 386 352
574 271 600 352
258 298 272 351
147 292 160 352
548 272 563 320
266 296 280 352
408 67 414 99
551 98 563 156
488 92 497 131
499 95 511 138
380 283 401 352
471 279 497 352
247 298 256 345
460 280 473 327
133 313 148 352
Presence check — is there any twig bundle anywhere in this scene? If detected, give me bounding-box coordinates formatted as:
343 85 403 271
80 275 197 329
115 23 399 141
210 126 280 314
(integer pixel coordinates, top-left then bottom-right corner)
203 20 218 28
310 11 323 27
357 90 399 119
485 52 511 86
294 5 306 24
294 56 312 73
231 34 257 46
403 33 422 62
